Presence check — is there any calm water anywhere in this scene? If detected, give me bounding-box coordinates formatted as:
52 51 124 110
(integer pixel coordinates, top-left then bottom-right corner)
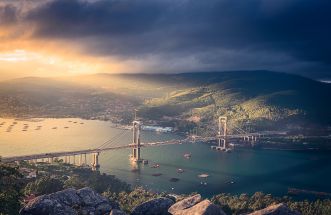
1 118 331 198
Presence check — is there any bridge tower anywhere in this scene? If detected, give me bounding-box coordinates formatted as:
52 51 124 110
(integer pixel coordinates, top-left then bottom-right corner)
92 152 100 171
131 120 142 162
218 116 227 150
211 116 228 151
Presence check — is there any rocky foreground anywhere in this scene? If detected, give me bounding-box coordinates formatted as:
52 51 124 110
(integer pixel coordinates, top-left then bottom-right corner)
20 187 301 215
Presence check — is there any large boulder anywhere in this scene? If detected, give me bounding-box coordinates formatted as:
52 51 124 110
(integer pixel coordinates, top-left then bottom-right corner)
77 187 108 206
170 199 226 215
20 187 119 215
131 197 174 215
48 188 81 206
248 203 301 215
19 195 76 215
168 194 202 214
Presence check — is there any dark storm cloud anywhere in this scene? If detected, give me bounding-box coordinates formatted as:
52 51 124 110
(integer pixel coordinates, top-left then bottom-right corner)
0 4 18 25
26 0 166 37
3 0 331 75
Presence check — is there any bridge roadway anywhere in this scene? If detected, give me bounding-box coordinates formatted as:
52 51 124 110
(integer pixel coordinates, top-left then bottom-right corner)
1 134 265 163
1 138 190 163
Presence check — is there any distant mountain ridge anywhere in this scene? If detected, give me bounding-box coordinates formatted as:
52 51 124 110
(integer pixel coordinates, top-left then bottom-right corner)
92 71 331 127
0 71 330 133
122 71 331 132
0 77 136 122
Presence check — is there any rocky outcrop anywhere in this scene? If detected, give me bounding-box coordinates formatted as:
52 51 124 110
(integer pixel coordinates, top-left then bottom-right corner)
168 194 202 214
168 195 226 215
20 188 301 215
20 187 119 215
248 203 301 215
131 197 174 215
181 200 226 215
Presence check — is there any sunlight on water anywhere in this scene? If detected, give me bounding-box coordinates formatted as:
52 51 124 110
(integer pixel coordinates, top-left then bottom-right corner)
1 118 331 198
0 118 179 157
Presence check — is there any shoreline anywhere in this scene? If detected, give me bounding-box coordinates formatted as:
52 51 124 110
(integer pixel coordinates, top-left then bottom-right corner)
1 116 330 152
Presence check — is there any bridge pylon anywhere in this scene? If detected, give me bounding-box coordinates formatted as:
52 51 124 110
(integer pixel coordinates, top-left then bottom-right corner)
212 116 231 152
130 120 142 162
218 116 227 150
92 152 100 171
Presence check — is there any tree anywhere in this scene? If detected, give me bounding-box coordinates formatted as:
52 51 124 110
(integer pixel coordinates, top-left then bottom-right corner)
87 172 131 193
24 176 64 196
103 187 159 213
0 159 23 215
64 176 86 189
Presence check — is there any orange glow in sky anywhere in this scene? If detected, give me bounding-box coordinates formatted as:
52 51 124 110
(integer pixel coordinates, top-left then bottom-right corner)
0 36 139 80
0 23 138 80
0 49 121 80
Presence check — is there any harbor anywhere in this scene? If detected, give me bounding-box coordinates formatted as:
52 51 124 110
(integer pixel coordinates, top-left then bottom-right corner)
1 118 331 198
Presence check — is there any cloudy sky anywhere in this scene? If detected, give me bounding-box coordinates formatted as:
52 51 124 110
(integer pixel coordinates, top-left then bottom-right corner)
0 0 330 80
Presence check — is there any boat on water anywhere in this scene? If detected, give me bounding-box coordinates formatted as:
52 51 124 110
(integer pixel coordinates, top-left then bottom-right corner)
177 168 184 173
184 153 191 158
151 164 160 168
198 173 209 178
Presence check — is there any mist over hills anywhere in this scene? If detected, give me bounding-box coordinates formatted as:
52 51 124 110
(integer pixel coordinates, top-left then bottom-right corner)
0 77 137 122
0 71 330 133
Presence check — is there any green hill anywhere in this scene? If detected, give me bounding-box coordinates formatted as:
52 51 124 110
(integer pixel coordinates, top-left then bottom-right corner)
1 71 330 134
132 71 331 133
0 77 137 122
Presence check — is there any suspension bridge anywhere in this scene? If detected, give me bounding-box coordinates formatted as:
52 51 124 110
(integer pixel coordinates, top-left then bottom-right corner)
1 117 264 170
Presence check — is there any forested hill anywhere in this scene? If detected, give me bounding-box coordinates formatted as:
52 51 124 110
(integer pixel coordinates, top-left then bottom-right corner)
114 71 331 132
1 71 330 132
66 70 331 132
0 77 137 122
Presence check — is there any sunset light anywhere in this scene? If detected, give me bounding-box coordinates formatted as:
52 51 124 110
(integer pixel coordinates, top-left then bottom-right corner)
1 1 331 215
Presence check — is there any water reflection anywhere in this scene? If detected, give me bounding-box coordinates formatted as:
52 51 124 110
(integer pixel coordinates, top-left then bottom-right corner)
1 117 331 199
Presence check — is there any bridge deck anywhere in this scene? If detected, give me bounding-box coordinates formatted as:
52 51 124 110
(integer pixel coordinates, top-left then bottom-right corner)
1 139 187 163
1 134 266 163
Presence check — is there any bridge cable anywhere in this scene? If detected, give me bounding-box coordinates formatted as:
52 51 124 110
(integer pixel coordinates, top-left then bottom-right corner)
96 129 130 149
98 129 132 149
